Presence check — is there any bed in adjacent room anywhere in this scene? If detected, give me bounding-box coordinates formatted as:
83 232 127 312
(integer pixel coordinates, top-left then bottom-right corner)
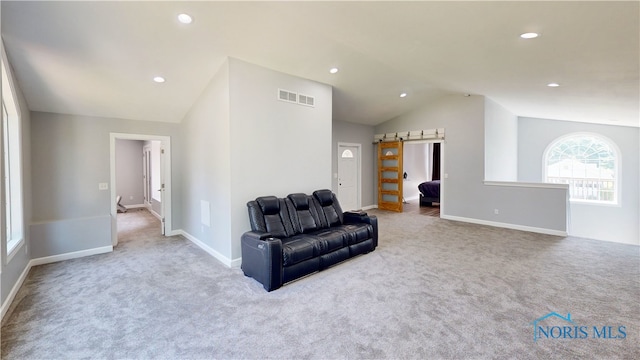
418 180 440 207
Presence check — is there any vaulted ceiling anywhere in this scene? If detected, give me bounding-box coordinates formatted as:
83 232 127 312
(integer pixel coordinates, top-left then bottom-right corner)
1 1 638 127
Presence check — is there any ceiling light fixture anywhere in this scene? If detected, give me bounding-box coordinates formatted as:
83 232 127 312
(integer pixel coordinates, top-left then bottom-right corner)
520 32 539 39
520 33 538 39
178 13 193 24
400 92 407 98
153 76 166 83
547 83 560 87
329 67 339 74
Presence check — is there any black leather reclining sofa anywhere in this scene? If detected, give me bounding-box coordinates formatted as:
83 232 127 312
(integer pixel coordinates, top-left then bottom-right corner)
241 189 378 291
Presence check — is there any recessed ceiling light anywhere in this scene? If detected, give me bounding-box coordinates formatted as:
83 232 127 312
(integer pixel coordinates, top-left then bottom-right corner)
329 67 339 74
178 13 193 24
153 76 166 83
399 92 407 98
547 83 560 87
520 32 539 39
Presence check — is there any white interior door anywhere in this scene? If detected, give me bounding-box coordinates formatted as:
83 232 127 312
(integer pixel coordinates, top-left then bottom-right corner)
338 143 361 211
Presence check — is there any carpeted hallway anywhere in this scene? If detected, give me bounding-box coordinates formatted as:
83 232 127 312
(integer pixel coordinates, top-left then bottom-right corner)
1 207 639 359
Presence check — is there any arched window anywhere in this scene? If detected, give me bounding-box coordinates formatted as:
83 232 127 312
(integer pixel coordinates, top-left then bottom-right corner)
341 149 354 158
544 133 619 204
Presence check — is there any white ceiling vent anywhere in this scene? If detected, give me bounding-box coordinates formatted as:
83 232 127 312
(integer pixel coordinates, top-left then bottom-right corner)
298 94 315 107
278 89 297 103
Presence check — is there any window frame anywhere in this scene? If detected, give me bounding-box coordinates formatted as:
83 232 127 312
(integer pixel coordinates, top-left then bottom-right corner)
542 132 621 206
1 56 25 261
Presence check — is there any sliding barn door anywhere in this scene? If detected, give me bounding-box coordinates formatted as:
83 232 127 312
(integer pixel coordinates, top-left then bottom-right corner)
378 141 403 212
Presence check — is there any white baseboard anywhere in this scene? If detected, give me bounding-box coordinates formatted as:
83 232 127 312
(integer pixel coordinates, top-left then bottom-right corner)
149 209 161 221
177 230 241 268
29 246 113 267
124 204 146 210
1 245 113 322
362 205 378 210
440 214 568 237
1 261 31 321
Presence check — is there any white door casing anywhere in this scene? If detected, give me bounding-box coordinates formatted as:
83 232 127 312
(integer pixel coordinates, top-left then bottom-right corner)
143 145 152 207
337 143 361 211
110 133 172 246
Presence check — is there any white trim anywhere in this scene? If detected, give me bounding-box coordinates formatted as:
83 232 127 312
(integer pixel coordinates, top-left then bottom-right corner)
542 132 620 205
0 259 30 320
124 204 147 210
484 181 569 190
110 133 172 246
1 245 113 321
441 214 568 237
29 246 113 267
177 230 241 268
148 207 162 221
6 237 24 263
362 205 378 210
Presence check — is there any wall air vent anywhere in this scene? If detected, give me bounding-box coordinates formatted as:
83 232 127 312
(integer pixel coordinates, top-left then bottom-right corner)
278 89 297 103
298 94 315 107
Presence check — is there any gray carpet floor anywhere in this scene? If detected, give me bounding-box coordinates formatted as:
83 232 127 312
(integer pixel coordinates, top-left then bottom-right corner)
1 205 639 359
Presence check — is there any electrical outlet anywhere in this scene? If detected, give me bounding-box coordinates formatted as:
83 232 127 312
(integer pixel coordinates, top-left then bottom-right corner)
494 209 499 215
98 183 108 190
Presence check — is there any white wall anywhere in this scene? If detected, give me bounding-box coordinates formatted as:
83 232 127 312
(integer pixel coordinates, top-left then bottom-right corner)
115 139 144 206
180 58 333 263
485 98 518 181
376 94 568 234
518 117 639 245
403 142 429 201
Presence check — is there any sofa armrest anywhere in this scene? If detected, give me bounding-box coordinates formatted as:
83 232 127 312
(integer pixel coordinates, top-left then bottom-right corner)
343 212 378 249
241 231 283 291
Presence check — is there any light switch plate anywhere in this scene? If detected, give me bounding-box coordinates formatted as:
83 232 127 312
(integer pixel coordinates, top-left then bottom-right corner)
98 183 109 190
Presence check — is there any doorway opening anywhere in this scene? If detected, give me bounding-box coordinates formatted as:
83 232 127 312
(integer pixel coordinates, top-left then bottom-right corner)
402 140 444 218
110 133 172 247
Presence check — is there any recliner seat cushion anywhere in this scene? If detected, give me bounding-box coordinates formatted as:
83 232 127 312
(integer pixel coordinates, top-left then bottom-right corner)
336 224 372 245
310 229 347 253
281 237 316 266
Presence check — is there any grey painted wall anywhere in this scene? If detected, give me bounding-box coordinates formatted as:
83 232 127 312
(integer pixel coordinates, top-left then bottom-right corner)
115 139 144 206
29 112 182 258
518 117 639 244
181 59 232 261
1 43 32 309
181 58 333 262
376 95 487 218
375 95 568 232
332 120 376 208
485 98 518 181
229 59 332 260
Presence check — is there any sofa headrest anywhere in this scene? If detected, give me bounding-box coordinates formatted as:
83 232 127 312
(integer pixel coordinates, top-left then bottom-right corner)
313 189 334 206
256 196 280 215
287 193 310 210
